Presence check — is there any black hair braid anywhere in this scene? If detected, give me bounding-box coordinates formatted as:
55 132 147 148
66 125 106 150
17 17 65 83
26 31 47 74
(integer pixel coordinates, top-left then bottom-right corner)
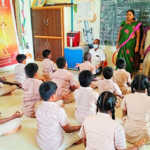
144 78 150 96
131 79 136 93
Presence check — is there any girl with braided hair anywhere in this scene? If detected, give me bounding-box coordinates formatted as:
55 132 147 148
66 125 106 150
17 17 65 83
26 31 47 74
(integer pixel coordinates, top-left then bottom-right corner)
80 91 131 150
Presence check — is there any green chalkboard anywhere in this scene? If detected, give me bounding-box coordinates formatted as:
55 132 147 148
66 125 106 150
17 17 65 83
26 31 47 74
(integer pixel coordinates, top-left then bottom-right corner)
100 0 150 46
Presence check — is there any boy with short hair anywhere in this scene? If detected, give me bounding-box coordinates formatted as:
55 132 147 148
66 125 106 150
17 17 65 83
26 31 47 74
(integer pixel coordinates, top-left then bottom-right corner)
51 57 79 104
22 63 42 118
14 54 27 85
93 66 122 98
113 58 131 95
36 81 81 150
74 70 98 124
42 49 57 80
78 52 96 74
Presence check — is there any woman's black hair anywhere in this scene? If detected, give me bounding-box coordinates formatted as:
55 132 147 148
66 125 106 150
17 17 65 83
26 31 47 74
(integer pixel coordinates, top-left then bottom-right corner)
131 74 150 96
96 91 116 120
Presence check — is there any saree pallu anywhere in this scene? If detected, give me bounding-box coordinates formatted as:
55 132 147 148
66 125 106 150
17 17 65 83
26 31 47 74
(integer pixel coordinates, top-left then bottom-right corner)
117 21 140 73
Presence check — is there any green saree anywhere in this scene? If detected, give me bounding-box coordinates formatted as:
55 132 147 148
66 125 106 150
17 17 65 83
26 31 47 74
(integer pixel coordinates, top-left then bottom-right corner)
117 21 138 73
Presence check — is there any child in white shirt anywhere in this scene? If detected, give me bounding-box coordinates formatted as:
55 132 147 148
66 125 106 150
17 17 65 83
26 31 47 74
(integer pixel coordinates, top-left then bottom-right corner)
42 49 57 80
14 54 27 86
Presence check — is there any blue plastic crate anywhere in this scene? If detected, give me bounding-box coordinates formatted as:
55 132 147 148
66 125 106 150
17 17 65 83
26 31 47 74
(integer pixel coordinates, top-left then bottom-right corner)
64 47 83 70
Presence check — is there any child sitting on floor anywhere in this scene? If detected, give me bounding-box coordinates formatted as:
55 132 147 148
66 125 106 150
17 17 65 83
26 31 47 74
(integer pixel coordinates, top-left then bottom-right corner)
36 81 81 150
80 91 138 150
0 111 23 136
51 57 79 104
121 74 150 146
92 66 123 98
78 52 96 74
74 70 98 124
14 54 27 86
42 49 57 80
22 63 43 118
113 58 131 95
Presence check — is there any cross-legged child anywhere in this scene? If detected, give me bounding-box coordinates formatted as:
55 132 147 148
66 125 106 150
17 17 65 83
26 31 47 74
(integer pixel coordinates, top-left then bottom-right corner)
14 54 27 86
42 49 57 80
92 66 123 98
113 58 131 95
74 70 98 124
121 74 150 146
78 52 96 74
51 57 79 104
22 63 43 118
36 81 81 150
80 91 138 150
0 111 23 136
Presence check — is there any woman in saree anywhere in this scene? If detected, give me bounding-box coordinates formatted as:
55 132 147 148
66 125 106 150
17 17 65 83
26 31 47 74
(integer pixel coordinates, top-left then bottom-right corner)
116 10 141 73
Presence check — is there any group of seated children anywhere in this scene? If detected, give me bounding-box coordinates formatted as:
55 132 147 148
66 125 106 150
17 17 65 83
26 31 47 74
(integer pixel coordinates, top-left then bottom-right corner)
1 39 150 150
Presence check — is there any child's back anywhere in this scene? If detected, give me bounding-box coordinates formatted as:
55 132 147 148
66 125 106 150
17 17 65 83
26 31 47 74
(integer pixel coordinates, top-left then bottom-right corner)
23 63 42 117
74 70 98 124
42 49 57 80
36 81 81 150
51 69 77 99
36 101 67 150
96 67 122 97
75 86 98 123
78 52 95 74
113 58 131 95
51 57 78 103
14 54 26 85
113 69 131 94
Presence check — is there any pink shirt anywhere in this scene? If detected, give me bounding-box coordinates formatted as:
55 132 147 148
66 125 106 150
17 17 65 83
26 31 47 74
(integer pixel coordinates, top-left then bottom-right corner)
96 79 122 96
74 87 98 124
121 93 150 143
36 101 68 150
42 58 57 77
80 113 126 150
14 63 26 85
51 69 78 98
113 69 131 94
22 78 42 117
78 61 96 74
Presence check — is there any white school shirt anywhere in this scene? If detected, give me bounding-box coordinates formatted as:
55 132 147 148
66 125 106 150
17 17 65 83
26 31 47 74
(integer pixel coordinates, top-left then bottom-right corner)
89 48 106 67
74 87 98 124
14 63 26 85
36 101 68 150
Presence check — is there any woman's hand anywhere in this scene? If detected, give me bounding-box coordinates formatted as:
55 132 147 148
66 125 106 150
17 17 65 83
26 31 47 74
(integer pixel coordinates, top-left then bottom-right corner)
116 43 119 49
